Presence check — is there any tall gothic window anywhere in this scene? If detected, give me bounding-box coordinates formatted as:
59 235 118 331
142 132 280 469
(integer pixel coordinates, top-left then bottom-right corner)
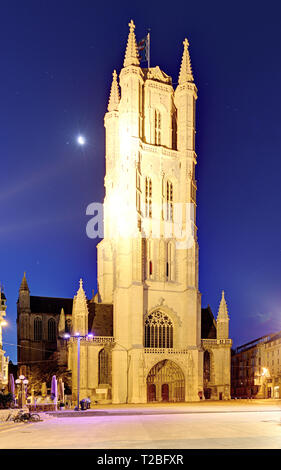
155 110 161 145
147 239 153 279
144 311 173 348
34 317 42 341
204 350 211 382
145 177 152 218
99 348 109 384
48 318 56 342
65 318 72 334
166 181 173 221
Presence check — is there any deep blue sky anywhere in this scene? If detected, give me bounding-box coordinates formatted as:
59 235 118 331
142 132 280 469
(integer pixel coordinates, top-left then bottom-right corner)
1 0 280 363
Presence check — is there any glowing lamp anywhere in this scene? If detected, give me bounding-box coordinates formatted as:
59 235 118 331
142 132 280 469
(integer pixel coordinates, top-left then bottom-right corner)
87 333 94 339
19 375 25 380
64 333 70 339
23 379 29 385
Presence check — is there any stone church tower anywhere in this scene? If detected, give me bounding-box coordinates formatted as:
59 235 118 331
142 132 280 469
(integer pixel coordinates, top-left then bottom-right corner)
61 21 232 404
92 20 232 403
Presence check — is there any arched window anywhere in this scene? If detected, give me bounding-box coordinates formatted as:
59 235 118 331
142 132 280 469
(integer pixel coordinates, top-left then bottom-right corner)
48 318 56 342
204 350 211 382
155 110 161 145
65 318 72 334
34 317 42 341
145 311 173 348
145 177 152 218
99 348 109 384
166 180 173 221
147 239 153 279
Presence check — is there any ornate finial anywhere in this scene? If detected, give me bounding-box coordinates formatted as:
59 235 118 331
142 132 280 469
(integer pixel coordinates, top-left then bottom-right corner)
123 19 140 67
108 69 120 112
178 37 194 84
129 19 135 32
79 278 83 289
217 290 229 319
20 271 30 292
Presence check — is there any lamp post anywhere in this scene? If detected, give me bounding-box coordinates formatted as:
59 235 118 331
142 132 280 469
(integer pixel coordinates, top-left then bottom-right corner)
15 375 28 408
64 333 94 410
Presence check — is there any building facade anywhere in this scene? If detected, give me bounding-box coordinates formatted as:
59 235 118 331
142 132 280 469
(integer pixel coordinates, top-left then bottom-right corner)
17 21 232 403
232 332 281 399
66 21 232 404
0 288 9 389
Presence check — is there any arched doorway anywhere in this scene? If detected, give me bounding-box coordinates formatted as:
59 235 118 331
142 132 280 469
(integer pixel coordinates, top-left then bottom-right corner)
147 360 185 402
147 384 156 402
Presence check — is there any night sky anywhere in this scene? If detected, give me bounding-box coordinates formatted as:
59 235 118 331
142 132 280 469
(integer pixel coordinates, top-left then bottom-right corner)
1 0 280 363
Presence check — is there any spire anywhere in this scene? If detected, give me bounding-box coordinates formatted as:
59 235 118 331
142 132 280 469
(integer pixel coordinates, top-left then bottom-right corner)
123 19 140 67
108 70 120 112
178 38 194 84
72 278 89 336
217 290 229 320
20 272 30 292
58 308 65 337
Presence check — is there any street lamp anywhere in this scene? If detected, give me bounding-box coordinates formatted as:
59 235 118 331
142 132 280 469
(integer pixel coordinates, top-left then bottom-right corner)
64 333 93 410
15 375 29 408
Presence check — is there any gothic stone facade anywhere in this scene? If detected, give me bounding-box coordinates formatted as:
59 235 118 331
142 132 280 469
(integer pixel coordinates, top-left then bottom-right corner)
67 21 232 404
17 21 232 403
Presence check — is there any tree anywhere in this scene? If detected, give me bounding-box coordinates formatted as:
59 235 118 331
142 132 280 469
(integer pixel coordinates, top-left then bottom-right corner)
26 361 71 396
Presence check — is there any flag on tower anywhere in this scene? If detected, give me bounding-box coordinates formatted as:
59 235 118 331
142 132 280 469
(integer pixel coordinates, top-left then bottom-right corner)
137 32 150 66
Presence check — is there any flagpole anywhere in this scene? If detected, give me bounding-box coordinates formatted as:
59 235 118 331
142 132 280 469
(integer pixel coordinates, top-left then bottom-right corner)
147 31 150 68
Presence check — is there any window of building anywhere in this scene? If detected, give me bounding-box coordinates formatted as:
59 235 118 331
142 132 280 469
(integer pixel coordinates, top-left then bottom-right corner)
203 351 211 382
166 180 173 221
99 348 109 384
144 310 173 348
65 318 72 334
34 317 42 341
48 318 56 342
145 177 152 218
155 110 161 145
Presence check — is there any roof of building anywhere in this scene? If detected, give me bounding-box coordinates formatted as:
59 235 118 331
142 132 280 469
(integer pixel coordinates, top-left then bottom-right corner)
30 296 73 316
201 306 217 339
28 294 215 340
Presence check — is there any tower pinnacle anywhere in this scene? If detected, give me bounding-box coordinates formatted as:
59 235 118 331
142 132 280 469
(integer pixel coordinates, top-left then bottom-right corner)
20 272 30 292
123 19 140 67
108 70 120 112
217 290 229 320
178 38 194 84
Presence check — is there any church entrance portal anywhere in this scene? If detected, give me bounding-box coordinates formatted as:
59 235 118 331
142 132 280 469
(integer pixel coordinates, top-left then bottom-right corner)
147 360 185 402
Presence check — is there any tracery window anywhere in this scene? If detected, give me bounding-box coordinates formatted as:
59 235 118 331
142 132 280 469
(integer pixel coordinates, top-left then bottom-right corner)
147 239 153 279
34 317 42 341
166 180 173 221
144 311 173 348
155 110 161 145
145 177 152 218
48 318 56 342
204 350 211 382
65 318 72 334
99 348 109 384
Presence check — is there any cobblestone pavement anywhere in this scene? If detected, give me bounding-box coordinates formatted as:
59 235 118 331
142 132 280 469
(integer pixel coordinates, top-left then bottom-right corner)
0 401 280 449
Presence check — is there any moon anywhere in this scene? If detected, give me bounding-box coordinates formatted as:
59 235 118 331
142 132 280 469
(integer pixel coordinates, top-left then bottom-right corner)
77 135 86 146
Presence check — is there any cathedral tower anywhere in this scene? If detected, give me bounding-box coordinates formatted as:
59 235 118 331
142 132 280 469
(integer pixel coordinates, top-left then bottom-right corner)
97 21 206 403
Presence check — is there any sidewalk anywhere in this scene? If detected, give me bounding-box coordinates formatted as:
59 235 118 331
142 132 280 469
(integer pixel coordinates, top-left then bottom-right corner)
46 399 281 418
